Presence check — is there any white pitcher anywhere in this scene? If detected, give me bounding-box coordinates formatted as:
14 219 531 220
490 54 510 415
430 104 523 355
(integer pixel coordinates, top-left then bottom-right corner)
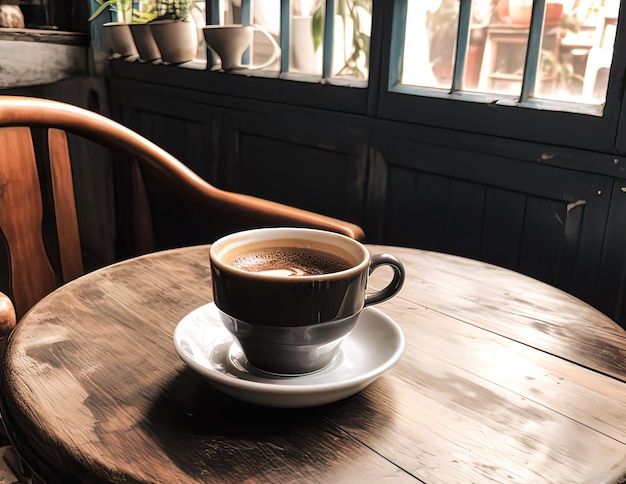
203 24 280 71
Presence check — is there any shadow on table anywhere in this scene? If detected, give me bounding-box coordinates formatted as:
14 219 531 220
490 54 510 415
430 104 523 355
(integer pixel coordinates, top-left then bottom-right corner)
141 367 394 478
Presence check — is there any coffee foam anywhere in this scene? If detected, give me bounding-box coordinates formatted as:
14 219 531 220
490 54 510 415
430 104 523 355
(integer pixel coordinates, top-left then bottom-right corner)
230 247 351 276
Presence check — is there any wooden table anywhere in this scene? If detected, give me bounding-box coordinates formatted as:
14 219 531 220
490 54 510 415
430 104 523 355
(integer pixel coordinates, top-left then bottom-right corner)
1 244 626 483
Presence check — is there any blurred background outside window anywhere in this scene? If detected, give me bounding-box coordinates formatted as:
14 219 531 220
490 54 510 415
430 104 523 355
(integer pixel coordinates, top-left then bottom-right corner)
402 0 621 106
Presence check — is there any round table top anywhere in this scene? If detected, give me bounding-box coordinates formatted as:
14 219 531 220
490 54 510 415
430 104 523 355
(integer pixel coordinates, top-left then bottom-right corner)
2 244 626 483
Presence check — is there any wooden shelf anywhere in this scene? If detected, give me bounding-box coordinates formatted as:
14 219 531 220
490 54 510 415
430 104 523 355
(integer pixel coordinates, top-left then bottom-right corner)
0 28 88 89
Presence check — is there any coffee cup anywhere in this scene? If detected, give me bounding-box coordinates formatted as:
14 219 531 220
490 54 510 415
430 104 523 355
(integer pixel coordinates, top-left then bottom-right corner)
209 227 405 375
202 24 280 71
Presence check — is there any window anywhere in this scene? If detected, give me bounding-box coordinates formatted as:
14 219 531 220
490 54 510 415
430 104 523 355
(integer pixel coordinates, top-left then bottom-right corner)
395 0 621 115
206 0 373 84
204 0 619 115
375 0 626 153
115 0 626 152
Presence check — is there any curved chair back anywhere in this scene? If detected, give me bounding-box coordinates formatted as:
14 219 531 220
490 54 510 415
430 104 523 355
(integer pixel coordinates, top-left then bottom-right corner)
0 96 365 333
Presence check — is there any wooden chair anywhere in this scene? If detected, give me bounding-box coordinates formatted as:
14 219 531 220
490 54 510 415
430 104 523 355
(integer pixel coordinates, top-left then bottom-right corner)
0 95 365 337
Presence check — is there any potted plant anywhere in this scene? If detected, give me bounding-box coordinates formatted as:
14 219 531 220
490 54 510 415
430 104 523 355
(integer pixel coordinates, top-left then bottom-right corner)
149 0 198 64
89 0 138 59
129 0 161 62
309 0 372 79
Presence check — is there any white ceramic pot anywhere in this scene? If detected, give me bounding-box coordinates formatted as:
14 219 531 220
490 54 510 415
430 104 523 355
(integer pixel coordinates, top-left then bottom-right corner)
203 24 280 71
290 16 318 73
150 19 197 64
103 22 138 58
129 23 161 62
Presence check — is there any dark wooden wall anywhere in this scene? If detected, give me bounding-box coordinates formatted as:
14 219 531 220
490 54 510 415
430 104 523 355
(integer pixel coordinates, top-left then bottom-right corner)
108 70 626 331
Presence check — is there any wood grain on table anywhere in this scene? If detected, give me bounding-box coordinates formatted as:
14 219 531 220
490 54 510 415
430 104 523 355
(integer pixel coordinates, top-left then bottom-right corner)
1 245 625 483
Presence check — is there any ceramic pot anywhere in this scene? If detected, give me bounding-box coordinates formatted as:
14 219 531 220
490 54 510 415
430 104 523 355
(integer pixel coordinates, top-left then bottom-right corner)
103 22 138 58
129 23 161 62
290 16 318 73
150 19 197 64
203 24 280 71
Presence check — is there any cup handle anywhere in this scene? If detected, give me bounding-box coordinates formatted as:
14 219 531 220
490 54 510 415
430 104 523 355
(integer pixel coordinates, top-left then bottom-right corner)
245 23 281 70
364 254 406 306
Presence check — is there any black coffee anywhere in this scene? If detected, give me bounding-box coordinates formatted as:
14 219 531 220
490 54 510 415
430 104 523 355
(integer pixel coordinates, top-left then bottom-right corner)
230 246 352 276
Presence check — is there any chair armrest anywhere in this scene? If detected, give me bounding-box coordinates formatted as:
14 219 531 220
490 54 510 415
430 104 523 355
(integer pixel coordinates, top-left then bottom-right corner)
0 292 16 337
0 96 366 241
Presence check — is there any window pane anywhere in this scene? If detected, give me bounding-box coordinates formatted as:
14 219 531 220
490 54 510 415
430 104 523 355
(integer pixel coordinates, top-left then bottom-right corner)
400 0 621 108
402 0 460 89
289 1 322 74
192 1 207 62
331 0 372 80
206 0 371 81
540 0 620 104
215 0 280 71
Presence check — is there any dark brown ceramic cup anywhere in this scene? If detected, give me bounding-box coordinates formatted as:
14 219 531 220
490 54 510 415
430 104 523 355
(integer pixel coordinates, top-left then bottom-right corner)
209 227 405 375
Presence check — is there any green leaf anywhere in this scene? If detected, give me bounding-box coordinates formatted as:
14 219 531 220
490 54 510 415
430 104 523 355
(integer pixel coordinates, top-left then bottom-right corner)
312 6 323 52
88 0 118 21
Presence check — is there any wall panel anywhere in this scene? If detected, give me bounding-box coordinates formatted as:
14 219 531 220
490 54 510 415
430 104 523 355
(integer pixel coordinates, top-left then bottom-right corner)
112 93 226 253
443 180 486 260
238 135 355 219
595 178 626 323
481 188 526 270
109 78 626 330
370 122 613 310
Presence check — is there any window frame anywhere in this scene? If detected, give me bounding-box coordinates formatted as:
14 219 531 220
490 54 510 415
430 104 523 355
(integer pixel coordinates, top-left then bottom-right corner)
376 0 626 154
197 0 377 114
112 0 626 155
112 0 377 116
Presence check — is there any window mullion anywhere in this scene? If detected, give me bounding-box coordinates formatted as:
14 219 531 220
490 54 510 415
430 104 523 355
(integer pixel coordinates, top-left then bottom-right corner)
520 0 547 101
241 0 253 23
280 0 291 72
241 0 253 65
207 0 220 24
451 0 472 92
387 0 407 90
323 0 336 79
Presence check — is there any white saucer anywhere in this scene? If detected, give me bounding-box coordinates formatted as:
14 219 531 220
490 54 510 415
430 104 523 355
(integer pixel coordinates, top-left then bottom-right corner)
173 302 405 408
